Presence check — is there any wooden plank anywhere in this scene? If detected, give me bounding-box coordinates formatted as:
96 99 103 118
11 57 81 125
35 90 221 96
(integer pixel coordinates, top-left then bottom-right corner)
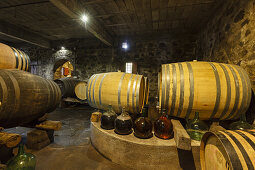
0 20 50 48
0 132 21 148
209 122 226 132
35 120 62 131
171 119 191 150
50 0 113 46
191 140 201 170
0 164 7 170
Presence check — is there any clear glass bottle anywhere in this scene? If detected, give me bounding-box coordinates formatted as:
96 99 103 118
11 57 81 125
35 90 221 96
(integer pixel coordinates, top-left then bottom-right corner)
6 144 36 170
186 112 208 141
229 113 252 130
134 107 153 139
114 107 133 135
154 109 173 139
101 105 117 130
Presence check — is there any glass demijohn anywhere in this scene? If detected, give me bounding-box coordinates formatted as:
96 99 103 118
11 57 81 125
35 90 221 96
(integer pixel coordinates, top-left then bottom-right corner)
101 105 117 130
154 109 173 139
114 107 133 135
229 113 252 130
186 112 208 141
134 107 153 139
6 144 36 170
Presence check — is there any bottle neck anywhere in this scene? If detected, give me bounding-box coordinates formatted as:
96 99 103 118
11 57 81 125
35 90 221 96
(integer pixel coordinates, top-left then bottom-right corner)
18 144 24 155
240 113 247 122
194 112 199 120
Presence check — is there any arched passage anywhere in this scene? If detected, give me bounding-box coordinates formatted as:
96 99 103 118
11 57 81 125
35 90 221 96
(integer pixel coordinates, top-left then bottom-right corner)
53 59 73 80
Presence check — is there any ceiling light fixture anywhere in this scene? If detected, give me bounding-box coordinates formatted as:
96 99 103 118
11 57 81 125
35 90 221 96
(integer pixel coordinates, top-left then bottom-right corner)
81 14 88 23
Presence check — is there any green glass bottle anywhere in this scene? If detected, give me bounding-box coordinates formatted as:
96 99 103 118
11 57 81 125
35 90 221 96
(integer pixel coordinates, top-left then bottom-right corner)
6 144 36 170
229 113 252 130
186 112 208 141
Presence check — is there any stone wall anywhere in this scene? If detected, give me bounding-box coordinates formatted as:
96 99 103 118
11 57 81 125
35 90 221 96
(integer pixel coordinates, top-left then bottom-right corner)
27 37 197 101
197 0 255 92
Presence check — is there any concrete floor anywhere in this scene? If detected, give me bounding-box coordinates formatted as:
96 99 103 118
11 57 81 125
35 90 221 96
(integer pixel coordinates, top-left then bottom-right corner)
4 104 195 170
4 104 131 170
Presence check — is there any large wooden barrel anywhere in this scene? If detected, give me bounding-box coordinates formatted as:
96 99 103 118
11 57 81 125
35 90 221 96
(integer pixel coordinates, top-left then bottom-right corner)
0 43 30 71
54 77 80 98
87 72 145 114
144 77 149 105
159 61 252 120
75 81 87 100
0 69 61 128
200 130 255 170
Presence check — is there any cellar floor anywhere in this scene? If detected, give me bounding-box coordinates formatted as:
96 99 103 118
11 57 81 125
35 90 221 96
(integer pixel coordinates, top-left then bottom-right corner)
4 104 196 170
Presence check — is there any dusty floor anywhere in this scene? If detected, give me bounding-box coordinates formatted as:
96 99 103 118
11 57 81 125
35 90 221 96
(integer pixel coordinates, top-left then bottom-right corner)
4 104 130 170
4 104 195 170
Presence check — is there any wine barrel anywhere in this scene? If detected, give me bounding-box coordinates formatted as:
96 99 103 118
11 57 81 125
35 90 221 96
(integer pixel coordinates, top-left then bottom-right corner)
200 130 255 170
0 69 61 128
0 43 30 71
75 81 87 100
54 77 80 98
159 61 252 120
144 77 149 105
87 72 145 114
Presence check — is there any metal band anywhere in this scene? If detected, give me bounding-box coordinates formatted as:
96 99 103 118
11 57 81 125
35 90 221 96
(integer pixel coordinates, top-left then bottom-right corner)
136 75 142 113
232 131 255 151
225 65 240 120
224 131 254 170
26 52 31 71
0 74 7 114
99 73 108 108
176 63 184 117
162 65 166 109
45 79 53 109
232 65 247 119
52 80 58 107
92 74 100 107
127 74 134 110
87 75 96 106
165 64 170 112
216 132 243 169
17 50 24 70
209 63 221 119
240 67 252 115
219 64 231 120
21 51 28 71
10 47 19 69
185 62 194 119
132 75 138 113
117 73 126 112
170 64 177 116
4 70 20 116
247 130 255 138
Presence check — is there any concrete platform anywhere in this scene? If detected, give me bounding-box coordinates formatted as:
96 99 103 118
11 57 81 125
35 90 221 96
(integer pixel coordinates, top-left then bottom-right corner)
91 122 181 170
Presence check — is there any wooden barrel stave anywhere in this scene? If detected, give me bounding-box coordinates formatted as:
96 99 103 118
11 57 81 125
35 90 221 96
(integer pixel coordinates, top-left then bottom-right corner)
160 61 252 120
54 77 80 98
201 130 255 170
144 77 149 105
0 69 61 128
75 81 87 100
87 72 145 114
0 43 30 71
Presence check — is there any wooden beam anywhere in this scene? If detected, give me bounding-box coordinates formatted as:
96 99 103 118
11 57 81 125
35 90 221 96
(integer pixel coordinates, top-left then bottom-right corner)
50 0 113 46
171 119 191 150
0 20 51 48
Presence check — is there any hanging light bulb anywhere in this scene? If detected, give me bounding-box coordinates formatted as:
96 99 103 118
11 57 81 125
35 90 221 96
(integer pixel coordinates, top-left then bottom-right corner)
81 14 88 23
